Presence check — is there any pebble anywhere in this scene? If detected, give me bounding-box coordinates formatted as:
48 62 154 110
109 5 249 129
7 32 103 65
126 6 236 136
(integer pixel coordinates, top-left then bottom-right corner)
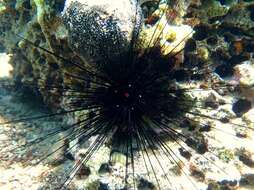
98 163 112 174
238 150 254 168
239 173 254 186
232 99 252 117
234 61 254 101
137 178 156 190
77 164 91 179
179 147 192 160
189 163 205 182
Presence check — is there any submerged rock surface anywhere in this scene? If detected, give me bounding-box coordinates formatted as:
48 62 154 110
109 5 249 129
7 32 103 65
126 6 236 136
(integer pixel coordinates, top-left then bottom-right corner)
1 0 254 190
62 0 142 62
0 0 142 108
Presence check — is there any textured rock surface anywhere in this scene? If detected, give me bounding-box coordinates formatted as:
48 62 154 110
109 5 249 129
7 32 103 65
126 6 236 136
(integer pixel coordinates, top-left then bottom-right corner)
184 2 254 86
234 61 254 102
0 0 142 108
0 0 67 108
1 1 254 190
62 0 142 63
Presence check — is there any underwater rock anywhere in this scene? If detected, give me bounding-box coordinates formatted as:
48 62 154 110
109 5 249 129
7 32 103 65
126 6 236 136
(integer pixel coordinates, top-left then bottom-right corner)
197 46 209 61
140 0 160 20
62 0 142 62
98 163 112 174
242 108 254 127
1 1 254 189
137 178 156 190
186 0 229 23
222 3 254 37
207 179 238 190
76 164 91 179
236 148 254 168
0 0 68 108
232 99 252 117
234 61 254 102
239 173 254 186
189 162 206 182
98 183 110 190
179 147 192 160
138 2 194 55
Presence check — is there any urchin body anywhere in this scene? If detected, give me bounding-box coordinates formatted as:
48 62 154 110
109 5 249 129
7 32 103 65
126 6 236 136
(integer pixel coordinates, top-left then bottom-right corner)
61 0 192 140
60 3 194 184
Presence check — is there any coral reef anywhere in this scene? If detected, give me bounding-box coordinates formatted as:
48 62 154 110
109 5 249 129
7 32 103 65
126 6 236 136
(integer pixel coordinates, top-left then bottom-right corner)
0 0 67 108
139 2 194 56
184 1 254 84
1 0 254 189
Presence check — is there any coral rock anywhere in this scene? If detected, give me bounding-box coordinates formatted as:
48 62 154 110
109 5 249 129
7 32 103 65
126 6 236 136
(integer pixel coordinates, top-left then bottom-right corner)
62 0 142 62
234 61 254 102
